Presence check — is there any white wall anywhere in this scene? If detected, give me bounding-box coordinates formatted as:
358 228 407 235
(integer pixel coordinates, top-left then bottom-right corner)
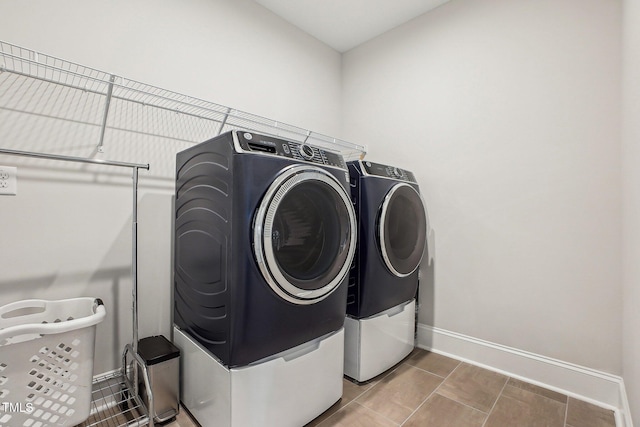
342 0 622 374
0 0 343 374
622 0 640 422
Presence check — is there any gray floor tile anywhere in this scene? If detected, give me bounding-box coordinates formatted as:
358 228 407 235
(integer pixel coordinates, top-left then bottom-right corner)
356 364 443 424
507 378 567 404
317 402 398 427
484 384 566 427
566 397 616 427
405 348 461 378
403 393 486 427
437 362 508 413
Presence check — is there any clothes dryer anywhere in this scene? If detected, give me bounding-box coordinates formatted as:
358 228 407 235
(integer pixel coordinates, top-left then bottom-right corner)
344 160 428 382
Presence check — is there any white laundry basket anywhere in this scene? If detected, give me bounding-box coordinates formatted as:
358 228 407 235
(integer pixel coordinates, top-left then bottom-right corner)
0 298 106 427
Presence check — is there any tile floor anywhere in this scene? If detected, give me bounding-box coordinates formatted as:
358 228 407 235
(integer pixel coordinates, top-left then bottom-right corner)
167 348 617 427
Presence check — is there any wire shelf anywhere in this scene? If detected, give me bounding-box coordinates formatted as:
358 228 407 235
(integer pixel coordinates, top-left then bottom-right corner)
0 40 367 178
77 370 149 427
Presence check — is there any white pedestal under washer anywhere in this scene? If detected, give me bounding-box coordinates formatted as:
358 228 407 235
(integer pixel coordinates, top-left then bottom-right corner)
173 326 344 427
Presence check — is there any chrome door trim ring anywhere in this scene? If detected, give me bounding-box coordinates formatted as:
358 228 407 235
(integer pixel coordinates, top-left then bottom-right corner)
379 183 427 277
253 164 356 305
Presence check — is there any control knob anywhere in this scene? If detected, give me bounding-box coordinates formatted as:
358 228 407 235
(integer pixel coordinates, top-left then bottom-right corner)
391 167 402 178
299 144 315 160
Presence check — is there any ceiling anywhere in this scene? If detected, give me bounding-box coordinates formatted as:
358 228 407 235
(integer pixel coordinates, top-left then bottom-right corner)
253 0 451 52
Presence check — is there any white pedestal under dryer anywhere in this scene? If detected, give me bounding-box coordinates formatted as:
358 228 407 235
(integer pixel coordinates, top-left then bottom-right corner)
344 160 428 382
173 130 357 425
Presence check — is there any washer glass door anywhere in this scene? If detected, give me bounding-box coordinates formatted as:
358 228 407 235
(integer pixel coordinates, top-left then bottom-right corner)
254 165 356 304
379 183 427 277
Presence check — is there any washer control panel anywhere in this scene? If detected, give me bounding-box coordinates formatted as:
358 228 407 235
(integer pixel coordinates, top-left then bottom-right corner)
236 131 347 169
361 161 417 183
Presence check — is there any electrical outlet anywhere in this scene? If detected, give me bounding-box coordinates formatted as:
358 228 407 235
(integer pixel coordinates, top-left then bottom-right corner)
0 166 17 196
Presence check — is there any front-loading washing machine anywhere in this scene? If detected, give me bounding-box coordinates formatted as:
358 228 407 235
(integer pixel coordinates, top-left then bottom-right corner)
344 160 428 382
172 130 357 426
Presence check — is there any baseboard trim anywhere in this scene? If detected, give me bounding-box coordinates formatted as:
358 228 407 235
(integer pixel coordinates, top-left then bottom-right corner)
417 324 633 427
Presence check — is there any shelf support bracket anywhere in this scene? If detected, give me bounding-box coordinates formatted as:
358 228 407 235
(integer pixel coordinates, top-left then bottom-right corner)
217 107 231 135
97 74 116 153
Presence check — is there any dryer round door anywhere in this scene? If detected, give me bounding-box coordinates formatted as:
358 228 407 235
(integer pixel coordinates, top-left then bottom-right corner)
379 183 427 277
253 164 357 304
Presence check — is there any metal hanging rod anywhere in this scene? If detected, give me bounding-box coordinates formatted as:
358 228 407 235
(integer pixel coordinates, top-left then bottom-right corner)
0 147 149 170
0 145 149 423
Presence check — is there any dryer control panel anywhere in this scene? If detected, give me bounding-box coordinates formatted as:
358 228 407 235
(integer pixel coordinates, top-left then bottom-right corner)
361 161 417 183
235 131 347 170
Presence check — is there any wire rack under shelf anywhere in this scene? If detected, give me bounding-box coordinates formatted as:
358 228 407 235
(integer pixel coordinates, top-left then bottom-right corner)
0 40 367 178
77 370 149 427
